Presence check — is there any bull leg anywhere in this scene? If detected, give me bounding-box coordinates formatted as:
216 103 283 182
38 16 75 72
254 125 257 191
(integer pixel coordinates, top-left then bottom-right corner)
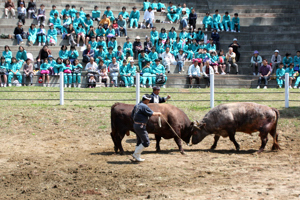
115 132 126 155
270 128 280 151
210 135 220 150
110 132 118 153
174 137 185 155
258 131 268 153
229 132 240 151
155 135 162 152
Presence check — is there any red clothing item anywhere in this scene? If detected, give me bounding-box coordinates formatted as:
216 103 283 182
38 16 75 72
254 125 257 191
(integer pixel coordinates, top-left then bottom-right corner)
112 23 118 29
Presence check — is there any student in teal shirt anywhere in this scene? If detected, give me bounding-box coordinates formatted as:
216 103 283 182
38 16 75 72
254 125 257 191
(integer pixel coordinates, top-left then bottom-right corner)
73 12 84 29
105 25 116 38
159 28 167 42
97 36 107 51
123 37 133 57
172 37 182 55
203 12 213 31
94 46 106 64
198 39 206 49
179 28 188 42
126 60 137 86
294 51 300 70
151 0 158 11
0 57 8 86
148 47 158 62
3 46 12 64
108 37 118 52
75 23 86 47
183 41 193 61
188 30 196 40
120 60 129 87
92 6 101 22
196 28 204 42
276 63 285 88
40 58 50 86
62 15 72 34
168 27 177 43
70 5 77 20
50 14 62 33
68 46 79 64
138 50 151 71
158 0 166 12
231 13 240 32
54 57 65 75
190 39 199 54
48 55 56 73
104 47 114 66
47 24 58 45
59 45 69 60
96 26 106 41
283 53 293 68
152 59 167 86
150 27 159 44
84 14 93 32
79 7 86 20
115 46 125 66
63 59 73 87
50 5 59 20
104 6 115 22
8 57 23 85
167 2 179 23
222 12 231 31
60 4 71 18
72 59 83 87
129 6 140 28
206 39 216 53
143 0 151 11
16 46 27 62
285 63 296 88
88 36 98 51
28 24 37 46
156 39 164 55
212 10 224 31
140 62 154 87
118 7 129 20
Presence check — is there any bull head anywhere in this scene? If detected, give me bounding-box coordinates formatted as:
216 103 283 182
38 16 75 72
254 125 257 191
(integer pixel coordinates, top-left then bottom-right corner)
191 121 208 145
193 120 206 131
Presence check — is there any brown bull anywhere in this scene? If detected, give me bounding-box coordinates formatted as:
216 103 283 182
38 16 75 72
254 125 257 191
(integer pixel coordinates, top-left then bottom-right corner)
110 103 198 155
192 102 280 153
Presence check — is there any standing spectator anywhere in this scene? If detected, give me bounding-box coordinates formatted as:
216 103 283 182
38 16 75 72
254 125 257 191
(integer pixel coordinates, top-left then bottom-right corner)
285 63 295 89
37 24 46 46
144 36 153 54
118 7 129 21
92 6 101 22
82 44 94 63
138 50 151 71
152 59 167 87
28 23 37 46
47 24 57 46
228 38 241 62
17 2 26 24
40 58 50 87
104 6 115 23
99 14 111 29
222 11 231 32
13 22 24 45
231 13 240 33
17 0 25 7
283 52 293 69
257 59 271 89
251 50 262 76
212 10 223 31
188 59 201 88
180 8 189 29
176 49 186 74
226 47 238 74
166 2 178 23
0 57 8 87
8 57 23 87
36 45 51 70
5 0 16 19
143 7 155 29
37 4 46 26
108 57 119 87
202 12 213 31
129 6 140 29
16 46 27 62
218 49 226 75
161 47 176 74
117 15 127 37
26 0 36 19
3 45 12 64
133 36 143 59
271 50 281 74
76 23 86 47
276 63 285 88
294 51 300 71
211 29 220 50
202 60 214 88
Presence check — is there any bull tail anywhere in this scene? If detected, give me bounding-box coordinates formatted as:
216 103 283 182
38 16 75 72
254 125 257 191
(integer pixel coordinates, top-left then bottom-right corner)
271 108 281 151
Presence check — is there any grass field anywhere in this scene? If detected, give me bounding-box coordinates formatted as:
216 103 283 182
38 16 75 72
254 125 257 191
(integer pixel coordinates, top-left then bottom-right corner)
0 87 299 199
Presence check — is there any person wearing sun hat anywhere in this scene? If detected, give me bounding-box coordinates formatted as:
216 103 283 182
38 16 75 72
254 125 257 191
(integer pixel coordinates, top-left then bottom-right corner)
251 50 262 76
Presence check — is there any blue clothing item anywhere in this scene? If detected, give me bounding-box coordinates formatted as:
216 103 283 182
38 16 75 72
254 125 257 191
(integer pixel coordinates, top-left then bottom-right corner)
131 102 153 124
206 43 216 52
3 51 12 64
148 52 158 62
190 43 199 53
70 8 77 18
73 17 84 29
72 63 83 83
179 31 188 41
48 60 56 67
54 63 65 74
97 41 107 51
141 66 153 86
159 32 167 40
47 29 58 43
283 56 293 67
96 28 106 37
168 31 177 42
105 29 115 37
59 50 69 60
176 7 182 15
129 10 140 28
88 41 97 51
68 50 79 59
8 71 22 84
158 2 166 10
61 9 71 17
28 27 37 44
188 32 196 40
79 11 86 19
172 41 182 54
40 63 50 70
156 42 164 54
0 62 8 72
222 14 231 30
50 9 59 19
16 50 27 61
50 17 62 31
285 67 294 77
196 31 204 41
94 50 106 63
150 30 159 44
92 10 101 19
151 63 167 85
203 16 213 28
104 10 115 22
231 17 240 31
212 14 223 30
125 64 137 86
143 2 151 11
84 18 93 31
9 61 23 72
75 27 86 35
138 53 151 70
151 3 158 9
167 5 177 13
167 13 179 22
118 11 129 19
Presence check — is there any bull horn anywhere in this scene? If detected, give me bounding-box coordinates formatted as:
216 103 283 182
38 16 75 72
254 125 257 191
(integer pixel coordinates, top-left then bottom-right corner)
196 120 200 125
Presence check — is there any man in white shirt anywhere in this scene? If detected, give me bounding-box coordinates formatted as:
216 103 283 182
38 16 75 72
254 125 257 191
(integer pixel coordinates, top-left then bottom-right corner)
85 57 99 83
188 59 201 88
161 47 177 74
149 86 171 103
143 7 155 28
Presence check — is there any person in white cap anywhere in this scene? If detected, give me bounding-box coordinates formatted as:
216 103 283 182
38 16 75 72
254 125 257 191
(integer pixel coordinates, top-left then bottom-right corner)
133 36 143 59
131 94 162 162
271 50 281 75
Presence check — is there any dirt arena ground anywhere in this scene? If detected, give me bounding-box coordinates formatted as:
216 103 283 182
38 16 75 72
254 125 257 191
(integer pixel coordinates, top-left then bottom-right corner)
0 103 300 199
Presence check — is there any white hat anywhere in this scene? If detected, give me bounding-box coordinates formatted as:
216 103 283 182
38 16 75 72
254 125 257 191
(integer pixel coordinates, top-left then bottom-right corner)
233 38 237 41
182 8 186 12
136 36 140 40
274 50 279 53
129 59 135 63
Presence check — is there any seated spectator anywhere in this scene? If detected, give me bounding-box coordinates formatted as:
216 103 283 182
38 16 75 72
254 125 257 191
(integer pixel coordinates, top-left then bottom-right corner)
143 0 151 11
202 12 213 31
150 27 159 44
59 45 68 61
36 45 51 70
99 14 111 29
112 20 119 37
115 46 124 66
50 13 62 34
151 0 158 11
182 3 190 15
0 57 8 87
17 2 26 24
212 10 223 31
117 15 127 37
271 50 281 74
283 52 293 69
162 47 176 74
126 60 137 87
37 4 46 26
79 7 86 20
133 36 143 59
129 6 140 29
82 44 94 63
202 60 214 88
95 46 106 64
92 6 101 22
123 37 133 57
108 37 117 52
96 26 106 41
85 57 98 83
293 71 300 89
294 51 300 72
157 0 166 12
108 57 119 87
251 50 262 76
276 63 285 88
66 23 76 46
62 15 72 34
152 59 167 88
70 5 77 21
196 28 204 42
105 47 114 66
210 51 219 74
168 27 177 43
48 55 55 75
37 24 46 46
99 67 110 87
167 2 178 23
3 45 12 64
180 9 189 29
140 62 153 88
144 36 153 54
60 4 70 18
16 46 27 62
218 49 226 75
26 0 36 19
222 11 231 32
73 12 83 29
159 28 167 43
86 26 96 45
188 59 201 88
84 14 93 32
257 59 271 89
54 57 64 75
118 7 129 21
49 5 58 20
105 25 115 41
13 22 24 45
104 6 115 23
88 74 96 88
211 29 220 50
143 7 155 29
68 46 79 64
226 47 238 74
138 50 151 71
285 63 295 89
40 58 50 87
206 38 216 54
27 23 37 46
8 57 23 86
76 23 86 47
63 59 72 88
176 49 186 74
5 0 16 19
47 24 57 46
148 46 158 62
231 13 240 33
120 60 129 87
228 38 240 62
97 59 107 71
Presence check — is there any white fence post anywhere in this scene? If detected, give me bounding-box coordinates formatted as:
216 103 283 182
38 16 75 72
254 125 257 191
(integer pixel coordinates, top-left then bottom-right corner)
136 73 140 105
60 71 64 105
285 73 289 108
210 72 214 108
